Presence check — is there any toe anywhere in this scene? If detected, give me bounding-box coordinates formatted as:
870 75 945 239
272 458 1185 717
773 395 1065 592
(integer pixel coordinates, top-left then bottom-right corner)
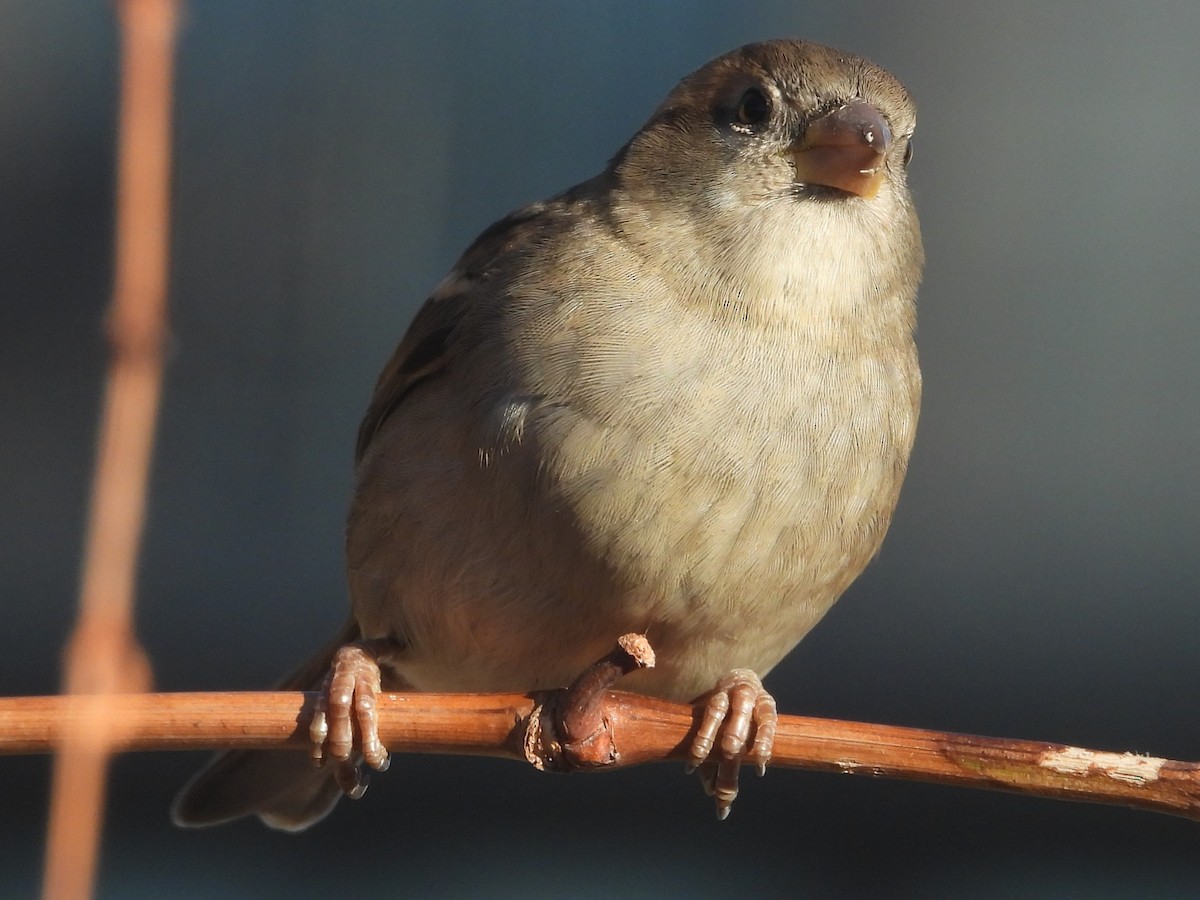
353 668 389 771
747 689 778 775
323 653 360 763
688 683 730 770
712 756 740 820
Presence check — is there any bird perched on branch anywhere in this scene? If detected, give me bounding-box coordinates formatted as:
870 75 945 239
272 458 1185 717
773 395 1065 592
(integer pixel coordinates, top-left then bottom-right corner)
174 37 923 830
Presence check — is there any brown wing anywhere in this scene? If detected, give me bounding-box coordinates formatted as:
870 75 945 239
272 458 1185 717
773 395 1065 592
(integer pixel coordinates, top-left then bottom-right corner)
353 200 554 463
353 292 464 463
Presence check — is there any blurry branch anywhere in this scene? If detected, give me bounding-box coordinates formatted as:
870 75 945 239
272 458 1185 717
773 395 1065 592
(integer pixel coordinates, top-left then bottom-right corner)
6 690 1200 822
43 1 180 898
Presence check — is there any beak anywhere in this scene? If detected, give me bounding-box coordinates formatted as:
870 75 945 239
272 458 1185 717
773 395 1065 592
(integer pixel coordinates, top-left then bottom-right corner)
791 99 891 199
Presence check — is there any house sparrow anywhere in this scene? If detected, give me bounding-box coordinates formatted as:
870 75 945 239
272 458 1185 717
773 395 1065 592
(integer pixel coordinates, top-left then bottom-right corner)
173 37 922 830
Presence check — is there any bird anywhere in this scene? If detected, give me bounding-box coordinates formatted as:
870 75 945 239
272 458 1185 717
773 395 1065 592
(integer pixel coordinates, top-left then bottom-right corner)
173 37 923 830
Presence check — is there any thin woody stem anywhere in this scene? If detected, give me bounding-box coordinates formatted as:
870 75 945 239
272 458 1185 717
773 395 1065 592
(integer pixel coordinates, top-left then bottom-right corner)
3 690 1198 821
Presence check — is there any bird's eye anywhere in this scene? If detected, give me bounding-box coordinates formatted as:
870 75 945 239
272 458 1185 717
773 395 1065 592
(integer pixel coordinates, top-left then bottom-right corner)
734 88 771 129
903 140 914 167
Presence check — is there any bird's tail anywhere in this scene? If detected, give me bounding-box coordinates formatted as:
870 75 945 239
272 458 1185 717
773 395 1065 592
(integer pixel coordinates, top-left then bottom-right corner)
171 617 361 831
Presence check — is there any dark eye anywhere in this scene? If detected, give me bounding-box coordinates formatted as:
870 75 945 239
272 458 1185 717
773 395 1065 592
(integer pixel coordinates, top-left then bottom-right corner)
903 140 914 167
734 88 771 129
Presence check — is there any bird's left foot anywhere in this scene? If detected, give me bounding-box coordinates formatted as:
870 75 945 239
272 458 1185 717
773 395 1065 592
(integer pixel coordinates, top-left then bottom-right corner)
309 641 393 799
688 668 777 819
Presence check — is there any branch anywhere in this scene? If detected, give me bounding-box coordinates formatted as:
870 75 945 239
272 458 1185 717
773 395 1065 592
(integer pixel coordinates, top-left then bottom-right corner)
45 2 180 897
4 690 1198 821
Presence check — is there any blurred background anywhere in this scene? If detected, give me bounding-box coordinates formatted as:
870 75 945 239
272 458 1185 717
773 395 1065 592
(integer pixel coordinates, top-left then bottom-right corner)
3 1 1198 897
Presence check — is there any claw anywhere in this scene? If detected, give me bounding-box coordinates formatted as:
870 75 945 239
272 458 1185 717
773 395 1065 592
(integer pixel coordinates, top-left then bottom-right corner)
334 758 369 799
688 669 778 818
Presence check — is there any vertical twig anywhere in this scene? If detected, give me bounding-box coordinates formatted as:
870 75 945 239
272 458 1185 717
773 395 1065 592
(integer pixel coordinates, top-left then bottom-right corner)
42 1 180 897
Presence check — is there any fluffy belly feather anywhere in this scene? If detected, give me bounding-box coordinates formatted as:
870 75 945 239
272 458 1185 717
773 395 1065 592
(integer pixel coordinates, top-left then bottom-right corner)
348 324 917 701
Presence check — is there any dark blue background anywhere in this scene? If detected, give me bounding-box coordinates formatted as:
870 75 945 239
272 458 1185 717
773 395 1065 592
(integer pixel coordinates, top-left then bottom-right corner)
2 2 1198 896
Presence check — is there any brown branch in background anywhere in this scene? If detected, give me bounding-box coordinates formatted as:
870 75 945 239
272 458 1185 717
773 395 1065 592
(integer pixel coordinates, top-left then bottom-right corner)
42 1 180 898
4 689 1199 822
